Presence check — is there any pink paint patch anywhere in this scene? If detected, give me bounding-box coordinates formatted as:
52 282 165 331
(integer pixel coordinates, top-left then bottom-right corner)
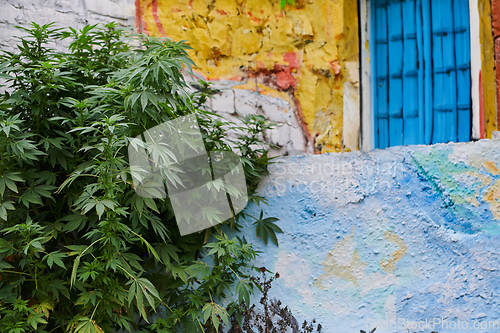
283 52 299 69
152 0 166 36
274 52 299 89
330 60 341 75
276 70 296 90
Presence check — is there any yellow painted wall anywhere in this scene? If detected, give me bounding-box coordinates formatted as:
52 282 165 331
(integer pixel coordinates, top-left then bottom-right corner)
479 0 497 138
138 0 359 153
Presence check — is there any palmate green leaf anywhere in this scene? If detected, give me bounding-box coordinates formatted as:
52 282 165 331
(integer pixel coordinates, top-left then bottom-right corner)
185 261 211 279
143 197 159 213
253 211 283 246
125 91 141 110
0 201 15 221
71 256 81 288
61 214 87 232
202 302 229 332
44 251 67 269
4 172 24 182
33 184 57 198
127 277 161 321
23 239 44 254
171 266 188 283
70 239 102 288
4 177 18 193
95 203 105 219
148 215 169 242
0 260 14 269
157 243 180 264
73 317 102 333
0 237 14 256
21 192 43 208
76 289 102 306
26 312 48 330
235 280 252 305
82 200 97 215
0 206 7 221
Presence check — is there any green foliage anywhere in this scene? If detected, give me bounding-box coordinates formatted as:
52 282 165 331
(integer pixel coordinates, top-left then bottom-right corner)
0 22 282 332
251 211 283 246
280 0 295 9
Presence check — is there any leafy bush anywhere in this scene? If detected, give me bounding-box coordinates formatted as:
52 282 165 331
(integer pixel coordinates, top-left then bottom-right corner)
0 22 282 333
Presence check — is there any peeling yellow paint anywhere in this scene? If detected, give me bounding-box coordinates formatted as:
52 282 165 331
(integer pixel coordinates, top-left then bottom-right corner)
139 0 359 153
479 0 497 138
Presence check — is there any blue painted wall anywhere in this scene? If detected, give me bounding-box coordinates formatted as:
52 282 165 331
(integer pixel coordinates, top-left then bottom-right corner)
234 139 500 333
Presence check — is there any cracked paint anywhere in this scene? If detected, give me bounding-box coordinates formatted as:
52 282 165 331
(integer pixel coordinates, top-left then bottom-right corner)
137 0 359 153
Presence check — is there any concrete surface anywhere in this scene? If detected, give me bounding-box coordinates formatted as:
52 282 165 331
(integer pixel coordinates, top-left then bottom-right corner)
234 138 500 333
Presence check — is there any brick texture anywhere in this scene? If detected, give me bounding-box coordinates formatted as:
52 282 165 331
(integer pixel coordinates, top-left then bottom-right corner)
0 0 135 54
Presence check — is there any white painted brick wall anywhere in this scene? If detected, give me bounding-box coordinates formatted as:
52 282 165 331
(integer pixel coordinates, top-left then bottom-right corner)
205 80 311 156
0 0 135 53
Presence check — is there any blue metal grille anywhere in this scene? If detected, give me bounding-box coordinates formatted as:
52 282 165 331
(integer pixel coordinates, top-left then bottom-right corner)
371 0 471 148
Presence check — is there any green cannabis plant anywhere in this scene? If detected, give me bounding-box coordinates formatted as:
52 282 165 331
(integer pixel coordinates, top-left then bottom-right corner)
0 22 282 333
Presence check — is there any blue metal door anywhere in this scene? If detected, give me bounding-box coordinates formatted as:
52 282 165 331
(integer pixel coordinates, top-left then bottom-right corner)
371 0 471 148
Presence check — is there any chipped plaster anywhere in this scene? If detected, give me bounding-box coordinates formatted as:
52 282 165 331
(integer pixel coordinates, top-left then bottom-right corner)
233 138 500 333
138 0 361 154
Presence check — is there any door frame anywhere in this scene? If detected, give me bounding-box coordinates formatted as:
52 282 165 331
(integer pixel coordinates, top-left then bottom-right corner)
359 0 483 151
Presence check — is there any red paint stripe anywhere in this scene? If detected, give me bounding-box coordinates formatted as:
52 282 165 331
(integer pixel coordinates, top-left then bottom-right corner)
152 0 166 36
292 95 314 152
142 18 150 35
135 0 142 32
479 70 485 139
